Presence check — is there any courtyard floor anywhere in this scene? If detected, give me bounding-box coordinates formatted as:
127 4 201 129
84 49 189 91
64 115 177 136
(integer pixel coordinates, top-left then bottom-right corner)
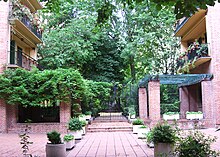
0 128 220 157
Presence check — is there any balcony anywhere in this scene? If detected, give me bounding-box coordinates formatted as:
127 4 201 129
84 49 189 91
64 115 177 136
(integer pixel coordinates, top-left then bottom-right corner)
177 43 211 73
7 51 39 71
9 1 43 46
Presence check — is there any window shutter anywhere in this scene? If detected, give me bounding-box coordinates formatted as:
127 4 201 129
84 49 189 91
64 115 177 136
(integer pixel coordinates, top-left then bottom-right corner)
10 40 16 64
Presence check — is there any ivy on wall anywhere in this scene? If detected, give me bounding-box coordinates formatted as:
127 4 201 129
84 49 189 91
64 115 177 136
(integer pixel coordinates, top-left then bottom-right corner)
0 68 85 107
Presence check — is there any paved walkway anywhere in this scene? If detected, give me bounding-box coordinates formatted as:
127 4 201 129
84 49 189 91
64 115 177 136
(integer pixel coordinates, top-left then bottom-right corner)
1 128 220 157
0 132 153 157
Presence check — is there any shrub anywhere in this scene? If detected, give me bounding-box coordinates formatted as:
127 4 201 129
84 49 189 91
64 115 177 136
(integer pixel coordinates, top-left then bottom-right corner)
47 131 62 144
63 134 74 142
68 118 82 131
151 122 178 144
85 111 92 115
80 120 87 127
174 131 219 157
132 118 144 125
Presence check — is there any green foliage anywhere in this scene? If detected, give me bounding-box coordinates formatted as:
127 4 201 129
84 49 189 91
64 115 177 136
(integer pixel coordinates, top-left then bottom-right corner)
63 134 74 142
140 125 147 129
146 131 154 143
0 68 85 107
68 118 82 131
174 131 220 157
80 120 87 127
164 112 179 115
84 111 92 115
47 131 62 144
186 111 203 115
132 118 144 125
151 122 178 144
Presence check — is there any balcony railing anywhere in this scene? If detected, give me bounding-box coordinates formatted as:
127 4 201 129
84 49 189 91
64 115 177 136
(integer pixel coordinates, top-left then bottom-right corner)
177 43 210 72
21 15 42 39
9 51 39 71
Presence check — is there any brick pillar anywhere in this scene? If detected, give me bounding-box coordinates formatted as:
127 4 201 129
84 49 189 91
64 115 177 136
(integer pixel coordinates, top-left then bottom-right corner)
138 87 148 120
201 81 216 127
148 81 160 125
179 87 189 119
60 102 71 124
0 99 7 133
0 1 10 73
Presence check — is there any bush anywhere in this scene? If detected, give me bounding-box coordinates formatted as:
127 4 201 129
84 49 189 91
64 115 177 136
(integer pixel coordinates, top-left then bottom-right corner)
151 122 178 144
174 131 220 157
47 131 62 144
80 120 87 127
132 118 144 125
68 118 82 131
63 134 74 142
85 111 92 115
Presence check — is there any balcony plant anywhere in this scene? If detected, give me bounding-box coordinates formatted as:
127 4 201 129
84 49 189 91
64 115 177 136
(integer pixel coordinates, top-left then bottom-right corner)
186 111 203 120
132 118 144 134
46 130 66 157
63 134 75 150
163 112 180 120
137 125 150 139
68 118 83 140
151 122 178 157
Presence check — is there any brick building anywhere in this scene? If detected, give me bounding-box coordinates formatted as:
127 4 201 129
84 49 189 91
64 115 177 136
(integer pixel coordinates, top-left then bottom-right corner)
0 0 71 133
138 2 220 128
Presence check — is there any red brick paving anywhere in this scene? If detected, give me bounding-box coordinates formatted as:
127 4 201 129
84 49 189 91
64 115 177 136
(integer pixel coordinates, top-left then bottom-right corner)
1 128 220 157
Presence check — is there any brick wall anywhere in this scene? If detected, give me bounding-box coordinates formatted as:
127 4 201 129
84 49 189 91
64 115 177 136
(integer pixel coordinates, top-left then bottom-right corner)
148 81 160 125
138 87 148 120
0 100 7 133
6 102 71 133
0 1 9 73
206 2 220 124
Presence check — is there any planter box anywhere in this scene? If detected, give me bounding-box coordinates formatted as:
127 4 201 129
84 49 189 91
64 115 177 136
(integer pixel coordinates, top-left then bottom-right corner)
46 143 66 157
147 142 154 148
186 113 203 120
85 115 91 120
82 126 86 135
163 114 180 120
70 130 82 140
65 140 75 150
154 143 174 157
133 125 142 134
138 127 150 139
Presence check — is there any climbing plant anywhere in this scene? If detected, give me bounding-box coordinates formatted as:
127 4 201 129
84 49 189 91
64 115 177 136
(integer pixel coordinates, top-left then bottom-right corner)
0 68 86 107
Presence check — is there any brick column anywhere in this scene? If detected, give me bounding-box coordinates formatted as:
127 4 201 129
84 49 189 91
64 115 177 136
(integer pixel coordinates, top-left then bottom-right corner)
60 102 71 124
179 87 189 119
148 81 160 125
0 1 10 73
0 99 7 133
201 81 216 127
138 87 148 120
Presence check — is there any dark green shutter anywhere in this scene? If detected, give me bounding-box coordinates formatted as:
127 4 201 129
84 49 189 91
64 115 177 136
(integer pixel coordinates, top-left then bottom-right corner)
10 40 16 64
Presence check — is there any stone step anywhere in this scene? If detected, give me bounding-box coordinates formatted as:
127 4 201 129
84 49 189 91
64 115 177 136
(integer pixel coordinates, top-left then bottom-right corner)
87 126 133 132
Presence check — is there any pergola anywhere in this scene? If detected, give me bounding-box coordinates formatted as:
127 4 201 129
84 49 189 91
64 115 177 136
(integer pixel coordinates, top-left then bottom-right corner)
138 74 214 127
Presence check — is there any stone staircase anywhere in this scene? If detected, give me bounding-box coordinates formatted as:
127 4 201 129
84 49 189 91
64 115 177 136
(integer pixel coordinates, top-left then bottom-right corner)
87 113 132 132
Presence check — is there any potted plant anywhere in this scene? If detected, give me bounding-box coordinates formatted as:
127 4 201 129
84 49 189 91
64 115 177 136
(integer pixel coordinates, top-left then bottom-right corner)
68 118 83 140
132 118 144 134
79 114 86 121
85 111 92 120
151 122 178 157
128 107 136 119
46 130 66 157
138 125 150 139
80 120 87 135
63 134 75 150
146 131 154 148
163 112 180 120
186 111 203 120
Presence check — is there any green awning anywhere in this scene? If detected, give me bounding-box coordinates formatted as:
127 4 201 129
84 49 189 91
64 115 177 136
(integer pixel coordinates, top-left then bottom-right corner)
139 74 213 87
